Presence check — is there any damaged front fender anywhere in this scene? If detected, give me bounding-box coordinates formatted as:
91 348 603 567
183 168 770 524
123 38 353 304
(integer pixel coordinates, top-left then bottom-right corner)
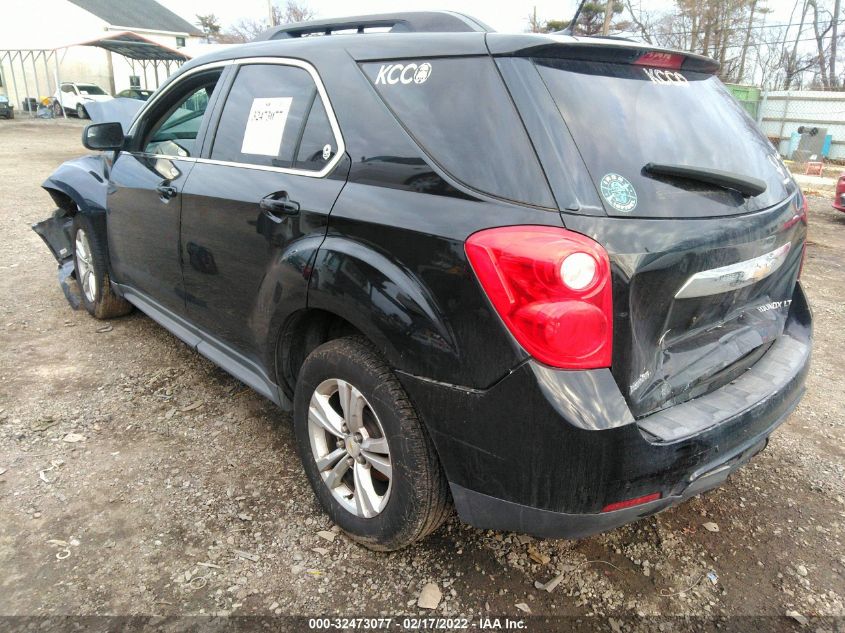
34 154 112 310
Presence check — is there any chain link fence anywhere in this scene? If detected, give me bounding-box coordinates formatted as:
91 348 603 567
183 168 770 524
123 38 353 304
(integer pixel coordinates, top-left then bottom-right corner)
757 90 845 165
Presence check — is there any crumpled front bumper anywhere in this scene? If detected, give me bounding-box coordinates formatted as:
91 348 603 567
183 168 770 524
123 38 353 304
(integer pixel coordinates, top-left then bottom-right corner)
32 209 81 309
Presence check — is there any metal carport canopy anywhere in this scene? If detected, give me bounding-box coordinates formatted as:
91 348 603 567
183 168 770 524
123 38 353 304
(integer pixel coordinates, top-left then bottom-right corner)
0 31 191 117
74 31 189 61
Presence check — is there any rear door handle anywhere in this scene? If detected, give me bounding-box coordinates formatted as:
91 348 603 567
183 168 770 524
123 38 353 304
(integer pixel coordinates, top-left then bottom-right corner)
260 191 300 220
157 185 178 200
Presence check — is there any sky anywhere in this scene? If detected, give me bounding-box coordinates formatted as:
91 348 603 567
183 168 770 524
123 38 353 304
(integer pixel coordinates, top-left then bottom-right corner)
159 0 797 35
159 0 630 34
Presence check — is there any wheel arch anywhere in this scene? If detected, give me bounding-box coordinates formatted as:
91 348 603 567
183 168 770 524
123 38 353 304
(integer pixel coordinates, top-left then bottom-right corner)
275 308 364 398
304 234 460 384
41 154 111 218
35 156 116 307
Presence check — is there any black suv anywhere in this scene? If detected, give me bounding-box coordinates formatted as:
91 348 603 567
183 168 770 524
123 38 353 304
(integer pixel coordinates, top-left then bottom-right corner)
34 12 812 550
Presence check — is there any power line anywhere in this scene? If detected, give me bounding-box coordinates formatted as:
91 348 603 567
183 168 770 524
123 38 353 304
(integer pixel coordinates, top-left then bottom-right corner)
647 17 845 39
657 21 820 37
647 35 845 50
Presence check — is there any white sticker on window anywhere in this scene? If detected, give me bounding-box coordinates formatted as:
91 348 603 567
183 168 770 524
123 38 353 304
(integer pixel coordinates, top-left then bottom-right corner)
241 97 292 156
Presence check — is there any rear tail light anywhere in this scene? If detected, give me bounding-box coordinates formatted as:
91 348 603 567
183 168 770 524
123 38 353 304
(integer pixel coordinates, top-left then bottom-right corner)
465 226 613 369
601 492 662 513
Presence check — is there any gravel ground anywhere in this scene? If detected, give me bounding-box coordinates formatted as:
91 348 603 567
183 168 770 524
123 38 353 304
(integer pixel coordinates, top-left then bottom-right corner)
0 118 843 630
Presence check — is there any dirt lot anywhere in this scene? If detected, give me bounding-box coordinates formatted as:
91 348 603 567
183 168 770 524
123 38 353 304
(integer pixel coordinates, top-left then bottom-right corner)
0 119 843 629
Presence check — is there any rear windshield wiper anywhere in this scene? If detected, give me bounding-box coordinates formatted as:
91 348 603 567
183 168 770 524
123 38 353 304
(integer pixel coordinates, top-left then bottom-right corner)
643 163 767 198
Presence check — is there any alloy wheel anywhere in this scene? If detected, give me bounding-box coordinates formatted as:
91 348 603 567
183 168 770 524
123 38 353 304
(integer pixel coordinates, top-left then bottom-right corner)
75 229 97 303
307 378 392 518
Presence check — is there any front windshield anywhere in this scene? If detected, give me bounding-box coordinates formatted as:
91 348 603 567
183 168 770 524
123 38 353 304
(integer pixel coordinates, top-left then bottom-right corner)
78 85 107 96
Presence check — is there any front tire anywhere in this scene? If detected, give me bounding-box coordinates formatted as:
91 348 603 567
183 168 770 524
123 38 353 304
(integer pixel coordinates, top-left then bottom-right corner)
72 214 132 319
293 337 451 550
76 104 88 119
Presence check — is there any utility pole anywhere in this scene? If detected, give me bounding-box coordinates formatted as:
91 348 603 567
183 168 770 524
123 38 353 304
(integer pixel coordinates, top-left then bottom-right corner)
601 0 614 35
268 0 276 27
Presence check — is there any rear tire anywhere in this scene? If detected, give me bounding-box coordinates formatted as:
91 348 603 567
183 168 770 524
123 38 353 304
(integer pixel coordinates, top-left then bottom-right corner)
293 336 451 550
72 214 132 319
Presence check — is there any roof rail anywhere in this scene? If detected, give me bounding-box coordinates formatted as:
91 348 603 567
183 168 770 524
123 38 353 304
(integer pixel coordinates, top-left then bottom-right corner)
255 11 494 41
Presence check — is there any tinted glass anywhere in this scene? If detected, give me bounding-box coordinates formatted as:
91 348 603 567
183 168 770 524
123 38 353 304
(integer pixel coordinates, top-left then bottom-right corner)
361 57 554 208
534 59 792 218
295 98 335 170
77 84 106 95
211 64 316 168
143 80 217 157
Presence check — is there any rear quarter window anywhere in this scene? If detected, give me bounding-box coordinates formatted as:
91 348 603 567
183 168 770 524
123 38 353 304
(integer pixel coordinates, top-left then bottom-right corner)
360 57 554 208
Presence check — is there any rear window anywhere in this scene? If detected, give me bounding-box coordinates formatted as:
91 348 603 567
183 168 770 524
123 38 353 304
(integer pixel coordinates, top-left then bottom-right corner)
361 57 554 208
534 59 792 218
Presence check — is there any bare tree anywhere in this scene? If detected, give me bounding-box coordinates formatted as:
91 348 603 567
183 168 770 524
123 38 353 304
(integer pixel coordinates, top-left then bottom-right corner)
737 0 759 82
277 0 315 25
807 0 841 88
623 0 657 44
831 0 841 86
223 1 315 42
783 1 811 88
619 0 845 88
527 6 544 33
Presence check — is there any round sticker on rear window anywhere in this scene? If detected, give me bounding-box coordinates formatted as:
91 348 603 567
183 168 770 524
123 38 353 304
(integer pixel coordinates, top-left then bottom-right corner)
600 173 637 213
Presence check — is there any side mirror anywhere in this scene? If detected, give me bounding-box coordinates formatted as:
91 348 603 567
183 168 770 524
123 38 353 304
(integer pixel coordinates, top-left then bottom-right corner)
82 122 125 151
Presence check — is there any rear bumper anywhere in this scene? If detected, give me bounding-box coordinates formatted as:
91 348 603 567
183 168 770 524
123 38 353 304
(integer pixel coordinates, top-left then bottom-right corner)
451 435 771 539
399 282 812 538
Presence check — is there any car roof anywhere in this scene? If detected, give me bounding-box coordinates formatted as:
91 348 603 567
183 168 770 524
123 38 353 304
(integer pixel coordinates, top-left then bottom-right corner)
178 31 715 71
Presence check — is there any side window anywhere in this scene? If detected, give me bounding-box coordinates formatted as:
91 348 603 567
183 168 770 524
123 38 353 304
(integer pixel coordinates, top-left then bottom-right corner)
211 64 335 170
142 73 219 158
361 57 554 208
62 85 74 94
295 98 336 170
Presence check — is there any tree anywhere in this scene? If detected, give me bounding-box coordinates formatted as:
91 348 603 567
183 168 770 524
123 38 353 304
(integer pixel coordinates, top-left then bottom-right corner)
572 2 625 35
831 0 841 86
737 0 760 82
275 0 315 26
526 2 625 35
624 0 656 44
223 1 315 42
527 6 545 33
196 14 222 44
620 0 845 89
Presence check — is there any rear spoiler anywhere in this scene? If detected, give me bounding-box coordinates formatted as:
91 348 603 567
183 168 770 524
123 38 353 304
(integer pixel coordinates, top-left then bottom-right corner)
486 34 720 74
